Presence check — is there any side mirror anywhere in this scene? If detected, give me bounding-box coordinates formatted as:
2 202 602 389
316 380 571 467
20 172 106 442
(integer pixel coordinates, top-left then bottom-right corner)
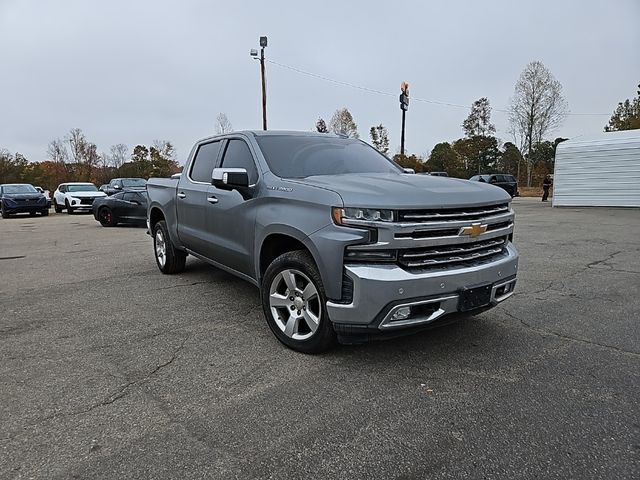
113 184 121 190
403 168 415 174
212 168 249 190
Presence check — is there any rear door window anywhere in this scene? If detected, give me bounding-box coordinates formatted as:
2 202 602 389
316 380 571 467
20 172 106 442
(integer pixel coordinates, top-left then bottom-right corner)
190 141 222 183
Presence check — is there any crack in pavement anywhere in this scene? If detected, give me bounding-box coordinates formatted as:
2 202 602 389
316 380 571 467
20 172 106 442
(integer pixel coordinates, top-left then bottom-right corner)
500 309 640 358
586 250 623 269
29 334 189 426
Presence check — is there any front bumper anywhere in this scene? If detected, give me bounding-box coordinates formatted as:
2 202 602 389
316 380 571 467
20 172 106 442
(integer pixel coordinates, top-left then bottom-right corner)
69 204 94 211
3 202 48 213
327 243 519 330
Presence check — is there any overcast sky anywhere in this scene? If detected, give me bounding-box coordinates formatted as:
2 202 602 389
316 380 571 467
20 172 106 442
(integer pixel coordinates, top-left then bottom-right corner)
1 0 639 164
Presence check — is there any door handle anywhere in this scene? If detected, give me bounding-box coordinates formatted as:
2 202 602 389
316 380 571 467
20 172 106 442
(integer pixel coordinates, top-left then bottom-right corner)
177 192 186 199
207 196 219 204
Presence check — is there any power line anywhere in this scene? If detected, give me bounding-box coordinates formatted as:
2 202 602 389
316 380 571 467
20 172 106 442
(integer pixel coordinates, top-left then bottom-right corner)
265 59 612 117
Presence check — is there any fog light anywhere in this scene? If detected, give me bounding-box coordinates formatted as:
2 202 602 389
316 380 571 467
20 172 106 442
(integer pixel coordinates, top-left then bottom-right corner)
391 306 411 321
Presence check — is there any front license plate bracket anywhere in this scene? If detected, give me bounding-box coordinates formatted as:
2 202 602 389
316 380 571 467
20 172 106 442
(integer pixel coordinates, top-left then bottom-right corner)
458 283 492 312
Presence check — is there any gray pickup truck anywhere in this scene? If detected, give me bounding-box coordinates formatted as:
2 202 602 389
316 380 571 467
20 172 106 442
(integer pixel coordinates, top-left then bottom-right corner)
146 131 518 353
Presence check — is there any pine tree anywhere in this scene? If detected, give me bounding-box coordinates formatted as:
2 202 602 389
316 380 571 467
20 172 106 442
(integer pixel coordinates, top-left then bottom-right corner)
369 124 390 154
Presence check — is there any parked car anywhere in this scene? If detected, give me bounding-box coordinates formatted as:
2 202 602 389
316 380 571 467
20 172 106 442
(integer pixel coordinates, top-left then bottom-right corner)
147 131 518 353
0 183 49 218
102 178 147 195
34 186 52 208
469 174 519 197
92 190 148 227
53 182 107 214
429 171 449 177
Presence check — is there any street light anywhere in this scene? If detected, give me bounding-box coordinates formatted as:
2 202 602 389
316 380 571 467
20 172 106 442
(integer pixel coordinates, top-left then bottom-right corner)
250 36 268 130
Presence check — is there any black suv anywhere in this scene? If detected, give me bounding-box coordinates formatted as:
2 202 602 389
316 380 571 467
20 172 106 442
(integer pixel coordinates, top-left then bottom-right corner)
1 183 49 217
469 174 519 197
102 178 147 195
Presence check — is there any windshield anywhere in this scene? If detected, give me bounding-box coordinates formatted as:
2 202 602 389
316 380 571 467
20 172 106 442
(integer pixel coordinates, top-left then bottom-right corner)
122 178 146 187
256 136 402 178
67 184 98 192
2 184 37 194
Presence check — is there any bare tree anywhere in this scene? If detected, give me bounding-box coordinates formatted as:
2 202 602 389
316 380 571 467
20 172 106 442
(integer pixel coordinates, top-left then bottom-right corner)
109 143 128 169
329 108 359 138
152 140 176 161
66 128 86 164
509 61 568 186
47 138 68 164
215 113 233 134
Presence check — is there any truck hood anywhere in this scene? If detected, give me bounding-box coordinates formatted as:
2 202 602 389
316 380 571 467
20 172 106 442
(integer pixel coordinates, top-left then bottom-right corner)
300 173 511 209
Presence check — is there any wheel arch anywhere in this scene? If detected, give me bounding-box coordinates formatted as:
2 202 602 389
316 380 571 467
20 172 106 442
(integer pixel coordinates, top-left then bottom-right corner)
258 230 325 286
148 206 165 232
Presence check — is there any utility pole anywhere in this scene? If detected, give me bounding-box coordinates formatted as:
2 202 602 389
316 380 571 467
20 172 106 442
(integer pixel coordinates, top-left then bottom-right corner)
250 36 268 130
399 82 409 157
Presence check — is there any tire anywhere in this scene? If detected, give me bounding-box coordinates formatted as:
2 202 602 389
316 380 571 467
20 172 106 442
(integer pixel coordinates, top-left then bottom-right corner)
65 200 74 214
29 211 37 216
1 204 9 218
53 200 62 213
98 207 116 227
261 250 337 354
153 220 186 274
41 209 49 216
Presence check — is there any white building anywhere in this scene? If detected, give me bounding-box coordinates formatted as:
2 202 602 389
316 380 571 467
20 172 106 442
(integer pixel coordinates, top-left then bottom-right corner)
553 129 640 207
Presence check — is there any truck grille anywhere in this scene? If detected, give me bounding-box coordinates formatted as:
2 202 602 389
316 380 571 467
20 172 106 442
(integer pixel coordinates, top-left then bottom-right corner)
398 236 508 269
399 203 509 223
344 202 514 272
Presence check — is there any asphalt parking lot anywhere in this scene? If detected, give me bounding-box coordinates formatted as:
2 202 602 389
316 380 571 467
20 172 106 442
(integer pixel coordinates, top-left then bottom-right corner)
1 198 638 479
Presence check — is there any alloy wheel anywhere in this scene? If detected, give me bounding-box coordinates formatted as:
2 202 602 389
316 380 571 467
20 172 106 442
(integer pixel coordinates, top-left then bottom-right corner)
155 229 166 268
268 269 321 340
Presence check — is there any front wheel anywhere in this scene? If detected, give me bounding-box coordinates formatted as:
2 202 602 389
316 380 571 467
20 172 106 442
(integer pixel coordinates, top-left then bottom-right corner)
1 204 9 218
53 200 62 213
261 250 337 354
41 209 49 216
98 207 116 227
65 200 74 214
153 220 186 274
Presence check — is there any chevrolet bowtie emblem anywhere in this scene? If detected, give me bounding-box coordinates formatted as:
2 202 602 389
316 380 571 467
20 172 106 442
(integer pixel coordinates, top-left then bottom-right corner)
460 222 488 237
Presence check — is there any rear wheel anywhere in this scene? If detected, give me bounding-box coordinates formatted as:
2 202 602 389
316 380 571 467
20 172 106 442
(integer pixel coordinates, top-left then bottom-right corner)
153 220 186 274
261 250 337 354
29 211 37 216
98 207 116 227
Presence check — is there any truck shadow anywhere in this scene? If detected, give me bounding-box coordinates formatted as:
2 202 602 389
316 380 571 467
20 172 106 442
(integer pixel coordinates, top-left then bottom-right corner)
182 258 513 361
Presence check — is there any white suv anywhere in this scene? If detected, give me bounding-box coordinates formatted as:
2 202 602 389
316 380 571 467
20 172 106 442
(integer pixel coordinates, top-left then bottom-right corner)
53 182 107 214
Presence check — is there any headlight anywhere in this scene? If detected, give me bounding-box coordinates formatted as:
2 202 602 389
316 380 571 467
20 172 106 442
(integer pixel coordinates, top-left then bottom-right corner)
331 207 394 225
